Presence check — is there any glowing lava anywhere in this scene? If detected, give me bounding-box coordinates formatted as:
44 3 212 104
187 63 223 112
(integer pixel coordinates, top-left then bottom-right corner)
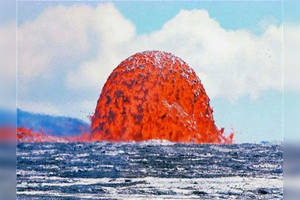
16 127 90 143
15 51 233 144
91 51 233 144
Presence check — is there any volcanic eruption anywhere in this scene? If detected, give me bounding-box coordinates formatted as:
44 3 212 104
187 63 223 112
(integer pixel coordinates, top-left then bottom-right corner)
16 51 233 144
91 51 233 144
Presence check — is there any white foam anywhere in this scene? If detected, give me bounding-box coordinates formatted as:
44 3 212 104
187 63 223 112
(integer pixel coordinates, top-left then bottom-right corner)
17 176 282 199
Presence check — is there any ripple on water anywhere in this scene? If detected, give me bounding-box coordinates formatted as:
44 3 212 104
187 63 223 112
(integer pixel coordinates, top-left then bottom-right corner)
17 143 283 199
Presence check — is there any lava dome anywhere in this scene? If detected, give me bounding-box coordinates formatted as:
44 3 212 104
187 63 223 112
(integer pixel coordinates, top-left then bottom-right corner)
91 51 233 144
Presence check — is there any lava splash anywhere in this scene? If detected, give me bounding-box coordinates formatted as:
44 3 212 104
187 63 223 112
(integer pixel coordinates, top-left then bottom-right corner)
16 127 91 143
91 51 233 144
15 51 233 144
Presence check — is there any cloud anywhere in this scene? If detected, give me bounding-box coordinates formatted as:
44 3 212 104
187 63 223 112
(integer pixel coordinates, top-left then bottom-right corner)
284 25 300 92
130 10 283 99
14 3 299 118
18 5 94 84
18 101 62 116
65 7 285 100
65 3 136 90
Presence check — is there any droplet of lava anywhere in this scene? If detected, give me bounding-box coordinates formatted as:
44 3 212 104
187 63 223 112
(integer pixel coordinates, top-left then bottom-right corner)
91 51 233 144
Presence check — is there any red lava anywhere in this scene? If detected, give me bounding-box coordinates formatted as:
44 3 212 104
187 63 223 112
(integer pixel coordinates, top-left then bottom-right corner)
16 127 91 143
15 51 233 144
91 51 233 144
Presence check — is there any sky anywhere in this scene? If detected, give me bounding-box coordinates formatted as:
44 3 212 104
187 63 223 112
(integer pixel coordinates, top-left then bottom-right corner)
0 0 299 143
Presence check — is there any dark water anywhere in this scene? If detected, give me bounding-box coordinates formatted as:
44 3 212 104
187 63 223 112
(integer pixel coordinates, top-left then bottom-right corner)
17 141 283 199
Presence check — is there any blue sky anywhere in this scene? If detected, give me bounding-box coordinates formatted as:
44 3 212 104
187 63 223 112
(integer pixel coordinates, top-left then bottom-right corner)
1 1 298 143
18 1 282 34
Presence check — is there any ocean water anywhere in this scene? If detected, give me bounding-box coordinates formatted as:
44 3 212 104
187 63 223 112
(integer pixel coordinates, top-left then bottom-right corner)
17 142 283 199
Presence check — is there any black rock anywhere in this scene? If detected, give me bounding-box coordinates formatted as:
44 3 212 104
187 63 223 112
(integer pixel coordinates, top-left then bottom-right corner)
257 188 269 195
192 191 207 195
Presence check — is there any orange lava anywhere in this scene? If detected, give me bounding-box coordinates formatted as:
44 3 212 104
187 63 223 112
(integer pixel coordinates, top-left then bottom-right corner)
15 51 233 144
16 127 91 143
91 51 233 144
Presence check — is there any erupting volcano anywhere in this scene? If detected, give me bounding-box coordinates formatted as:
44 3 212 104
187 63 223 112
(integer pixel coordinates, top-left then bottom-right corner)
91 51 233 144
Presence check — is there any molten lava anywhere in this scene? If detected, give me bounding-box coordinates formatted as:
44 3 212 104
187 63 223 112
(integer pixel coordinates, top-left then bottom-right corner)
15 51 233 144
91 51 233 144
16 127 90 143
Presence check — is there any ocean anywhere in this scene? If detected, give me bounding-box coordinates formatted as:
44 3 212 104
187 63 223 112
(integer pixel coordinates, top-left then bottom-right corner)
17 142 283 199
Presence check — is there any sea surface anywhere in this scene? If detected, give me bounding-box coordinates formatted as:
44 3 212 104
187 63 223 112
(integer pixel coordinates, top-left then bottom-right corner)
17 142 283 199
